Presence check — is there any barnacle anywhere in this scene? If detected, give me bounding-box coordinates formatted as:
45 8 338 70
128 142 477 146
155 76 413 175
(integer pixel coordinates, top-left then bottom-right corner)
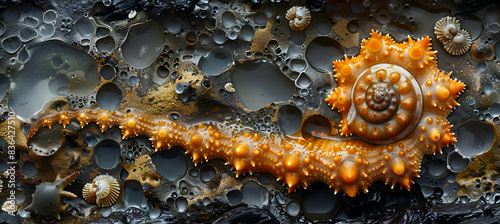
286 6 311 31
82 174 120 207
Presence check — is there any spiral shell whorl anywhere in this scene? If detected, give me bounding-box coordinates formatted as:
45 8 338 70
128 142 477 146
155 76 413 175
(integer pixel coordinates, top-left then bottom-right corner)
82 175 120 207
348 64 423 143
286 6 311 31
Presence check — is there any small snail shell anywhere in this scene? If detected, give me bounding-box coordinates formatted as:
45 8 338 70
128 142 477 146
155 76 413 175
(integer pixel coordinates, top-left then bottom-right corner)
434 16 461 43
348 63 423 144
286 6 311 31
82 175 120 207
443 29 472 56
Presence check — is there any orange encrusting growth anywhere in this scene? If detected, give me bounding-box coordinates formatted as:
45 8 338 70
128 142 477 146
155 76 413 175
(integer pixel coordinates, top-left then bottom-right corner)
27 31 464 197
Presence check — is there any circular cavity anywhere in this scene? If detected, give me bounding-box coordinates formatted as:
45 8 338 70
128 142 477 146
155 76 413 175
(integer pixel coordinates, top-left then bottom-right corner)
227 31 238 40
94 139 121 169
75 17 95 38
290 58 307 72
175 197 188 213
96 27 111 38
200 165 217 183
96 83 122 111
96 37 115 53
278 105 302 135
226 190 243 206
151 146 188 181
286 200 300 216
306 37 344 73
315 17 332 35
21 161 37 178
198 48 232 76
231 60 294 110
348 63 423 144
123 180 148 209
2 36 21 54
240 25 254 41
165 19 181 34
128 75 139 86
427 160 448 179
100 65 115 80
19 27 38 42
301 115 331 139
253 11 268 25
447 151 470 173
241 180 268 206
43 10 57 23
204 18 217 30
156 66 169 78
347 19 359 33
188 168 199 177
295 72 312 88
454 120 495 158
300 183 341 220
23 17 38 27
82 131 99 147
38 23 55 37
185 31 198 45
122 21 166 69
213 30 226 44
222 11 236 28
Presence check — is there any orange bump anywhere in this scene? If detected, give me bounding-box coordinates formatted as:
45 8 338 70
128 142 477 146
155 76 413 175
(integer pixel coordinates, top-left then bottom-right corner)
436 85 450 101
100 113 109 121
158 128 168 138
337 95 347 104
339 161 359 184
398 81 411 94
284 154 301 172
191 133 203 147
409 46 423 60
429 128 441 142
376 69 387 80
127 119 136 128
401 97 415 110
391 158 406 175
234 141 250 158
341 65 352 76
389 72 400 83
368 38 382 52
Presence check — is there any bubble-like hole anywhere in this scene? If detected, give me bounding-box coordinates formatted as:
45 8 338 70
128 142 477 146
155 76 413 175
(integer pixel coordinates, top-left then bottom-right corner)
447 151 470 173
300 183 341 220
222 11 236 28
94 139 121 169
151 146 188 181
21 161 37 178
198 48 233 76
306 37 344 73
278 105 302 135
96 83 122 111
226 190 243 206
231 60 294 110
454 120 494 158
96 37 115 53
200 164 216 183
122 21 165 69
100 65 115 80
427 160 448 179
241 180 268 206
301 115 331 139
43 10 57 23
2 36 21 54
